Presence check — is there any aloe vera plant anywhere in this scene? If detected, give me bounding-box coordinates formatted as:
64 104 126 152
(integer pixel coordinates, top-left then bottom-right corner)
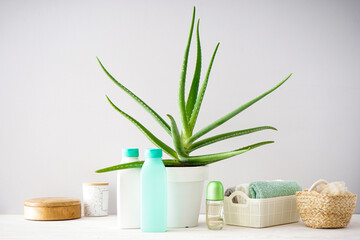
96 7 291 173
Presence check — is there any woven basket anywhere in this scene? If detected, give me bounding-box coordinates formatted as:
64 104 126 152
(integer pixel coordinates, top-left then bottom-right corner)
296 180 357 228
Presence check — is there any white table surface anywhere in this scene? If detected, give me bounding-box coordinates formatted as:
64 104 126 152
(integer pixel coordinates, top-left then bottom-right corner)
0 214 359 240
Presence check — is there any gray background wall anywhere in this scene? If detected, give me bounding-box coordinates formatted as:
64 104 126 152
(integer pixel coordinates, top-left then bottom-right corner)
0 0 359 214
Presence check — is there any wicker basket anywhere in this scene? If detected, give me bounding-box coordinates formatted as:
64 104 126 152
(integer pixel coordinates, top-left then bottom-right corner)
296 180 357 229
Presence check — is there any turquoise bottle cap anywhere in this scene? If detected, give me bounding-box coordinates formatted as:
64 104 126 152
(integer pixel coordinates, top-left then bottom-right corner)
122 148 139 157
145 148 162 158
206 181 224 201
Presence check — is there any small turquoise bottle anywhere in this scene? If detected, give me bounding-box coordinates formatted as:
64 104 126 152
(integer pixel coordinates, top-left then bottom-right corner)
141 148 167 232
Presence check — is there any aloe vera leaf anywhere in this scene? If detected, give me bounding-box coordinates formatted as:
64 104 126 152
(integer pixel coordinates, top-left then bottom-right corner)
187 126 277 152
185 19 202 122
96 161 144 173
183 147 249 163
96 140 272 172
96 160 182 173
106 96 178 159
97 57 171 135
187 73 292 145
185 141 274 165
179 7 196 138
162 159 183 166
189 43 220 131
167 114 189 159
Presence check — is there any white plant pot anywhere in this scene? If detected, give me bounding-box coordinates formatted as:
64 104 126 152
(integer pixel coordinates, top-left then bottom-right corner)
166 166 209 228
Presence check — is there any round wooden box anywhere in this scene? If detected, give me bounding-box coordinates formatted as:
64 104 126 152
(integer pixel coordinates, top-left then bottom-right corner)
24 197 81 221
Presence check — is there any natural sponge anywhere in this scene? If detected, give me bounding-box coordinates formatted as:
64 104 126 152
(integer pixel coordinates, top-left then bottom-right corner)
313 179 351 195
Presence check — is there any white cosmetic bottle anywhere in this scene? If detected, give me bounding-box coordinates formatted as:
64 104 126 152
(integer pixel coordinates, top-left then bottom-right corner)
117 148 140 228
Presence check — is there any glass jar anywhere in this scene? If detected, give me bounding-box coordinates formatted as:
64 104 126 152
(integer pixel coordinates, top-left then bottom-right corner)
206 181 224 230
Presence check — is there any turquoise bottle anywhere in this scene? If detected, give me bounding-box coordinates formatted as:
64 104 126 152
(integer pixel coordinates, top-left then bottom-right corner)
141 148 167 232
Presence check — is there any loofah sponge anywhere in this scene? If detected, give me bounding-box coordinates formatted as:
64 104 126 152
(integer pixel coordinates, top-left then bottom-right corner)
313 179 351 195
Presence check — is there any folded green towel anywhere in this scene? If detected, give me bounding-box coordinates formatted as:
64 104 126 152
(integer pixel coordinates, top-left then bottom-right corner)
249 181 302 199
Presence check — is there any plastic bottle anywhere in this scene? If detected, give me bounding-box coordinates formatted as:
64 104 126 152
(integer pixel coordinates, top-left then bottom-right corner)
141 148 167 232
206 181 224 230
117 148 140 228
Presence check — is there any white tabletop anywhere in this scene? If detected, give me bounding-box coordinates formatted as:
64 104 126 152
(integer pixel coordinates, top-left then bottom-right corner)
0 214 359 240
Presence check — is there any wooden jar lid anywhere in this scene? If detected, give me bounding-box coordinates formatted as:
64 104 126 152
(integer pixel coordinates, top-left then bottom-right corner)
83 182 108 186
24 197 81 221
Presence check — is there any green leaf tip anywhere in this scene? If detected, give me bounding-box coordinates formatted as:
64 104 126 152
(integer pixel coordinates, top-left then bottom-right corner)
185 18 202 122
189 42 220 131
188 126 277 152
178 6 197 139
97 57 171 135
105 96 178 159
